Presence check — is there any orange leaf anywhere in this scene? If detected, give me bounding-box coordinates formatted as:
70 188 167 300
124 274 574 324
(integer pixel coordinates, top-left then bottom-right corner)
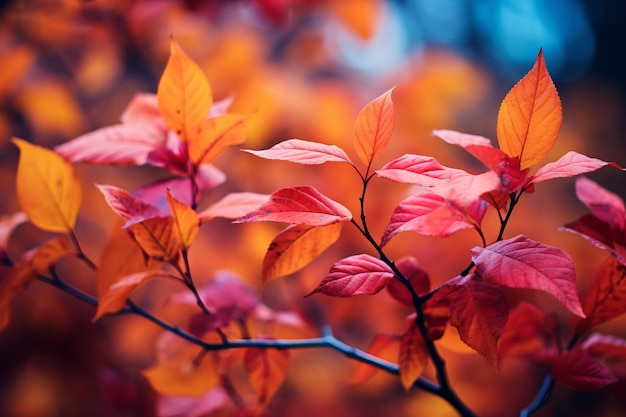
575 256 626 335
244 347 290 406
166 190 199 249
330 0 381 40
144 334 220 397
157 38 212 142
496 50 562 170
96 217 162 319
0 212 28 261
262 223 342 284
0 236 75 331
398 324 428 390
189 113 249 165
353 88 395 167
127 217 180 262
95 270 174 320
350 333 399 384
13 138 82 233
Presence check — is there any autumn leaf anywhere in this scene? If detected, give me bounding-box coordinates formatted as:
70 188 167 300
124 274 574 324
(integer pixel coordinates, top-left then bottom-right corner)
0 212 28 263
244 346 290 406
350 334 399 384
550 348 617 392
97 184 165 227
189 113 249 165
471 235 584 317
308 254 394 297
235 186 352 226
583 333 626 375
496 50 562 170
398 324 428 390
127 217 180 262
353 87 395 167
95 270 174 320
531 151 619 184
262 223 343 284
198 192 270 222
386 256 430 307
574 255 626 335
157 38 212 142
243 139 353 165
166 190 199 249
13 138 81 233
0 236 75 331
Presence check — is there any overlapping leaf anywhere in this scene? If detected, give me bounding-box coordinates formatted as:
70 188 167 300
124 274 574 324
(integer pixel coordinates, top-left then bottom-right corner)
471 235 584 317
398 324 428 390
166 190 199 249
244 139 353 165
549 348 617 391
496 50 562 170
189 113 248 165
198 192 270 222
14 138 81 233
127 217 180 262
244 346 290 406
261 223 343 283
353 87 395 167
235 186 352 226
498 301 558 361
386 256 430 307
308 254 394 297
97 184 166 227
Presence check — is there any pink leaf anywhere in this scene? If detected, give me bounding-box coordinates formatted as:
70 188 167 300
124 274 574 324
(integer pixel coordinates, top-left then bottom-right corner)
575 177 626 230
308 254 394 297
198 192 271 222
234 186 352 226
531 152 618 184
381 192 481 245
471 235 584 317
561 214 626 264
386 256 430 306
97 184 166 227
243 139 353 165
432 129 506 171
550 348 617 391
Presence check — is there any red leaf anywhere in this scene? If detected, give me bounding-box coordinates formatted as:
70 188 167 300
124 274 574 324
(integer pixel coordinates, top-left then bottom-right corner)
353 87 395 166
432 130 505 171
575 255 626 334
531 151 618 184
435 274 508 364
550 348 617 391
234 186 352 226
244 346 290 406
498 301 558 361
497 49 562 170
261 223 343 283
583 333 626 363
398 324 428 390
562 214 626 265
198 192 270 222
377 154 500 208
97 184 165 227
381 191 483 245
308 254 394 297
386 256 430 306
471 235 584 317
244 139 353 165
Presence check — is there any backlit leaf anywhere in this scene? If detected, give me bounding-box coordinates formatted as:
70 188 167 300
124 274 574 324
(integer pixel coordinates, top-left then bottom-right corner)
189 113 248 165
97 184 165 227
244 139 353 165
574 176 625 230
262 223 343 284
13 138 81 233
350 334 399 384
496 50 562 170
433 130 504 171
472 235 584 317
308 254 394 297
198 192 270 222
531 151 618 184
244 346 290 406
353 88 395 167
550 348 617 391
235 186 352 226
398 324 428 390
158 38 212 142
127 217 180 262
166 190 199 249
95 270 174 320
575 255 626 335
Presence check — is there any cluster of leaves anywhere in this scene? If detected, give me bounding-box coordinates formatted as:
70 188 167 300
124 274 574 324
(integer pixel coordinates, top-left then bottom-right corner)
1 38 626 417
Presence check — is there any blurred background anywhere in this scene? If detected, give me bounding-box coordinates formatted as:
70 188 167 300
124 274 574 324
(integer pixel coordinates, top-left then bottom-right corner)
1 0 626 416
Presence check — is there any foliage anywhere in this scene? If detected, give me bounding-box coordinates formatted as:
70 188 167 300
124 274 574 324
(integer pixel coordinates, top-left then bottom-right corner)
1 34 626 417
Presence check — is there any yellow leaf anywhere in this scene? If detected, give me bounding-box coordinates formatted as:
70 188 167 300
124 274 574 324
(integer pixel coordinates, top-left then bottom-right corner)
244 347 290 406
166 190 199 249
398 324 428 390
262 223 343 284
496 50 562 170
189 113 249 165
127 217 181 262
353 88 395 167
13 138 81 233
157 38 213 142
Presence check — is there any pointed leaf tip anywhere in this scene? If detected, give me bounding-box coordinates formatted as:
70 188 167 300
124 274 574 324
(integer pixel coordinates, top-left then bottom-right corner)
354 87 395 167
